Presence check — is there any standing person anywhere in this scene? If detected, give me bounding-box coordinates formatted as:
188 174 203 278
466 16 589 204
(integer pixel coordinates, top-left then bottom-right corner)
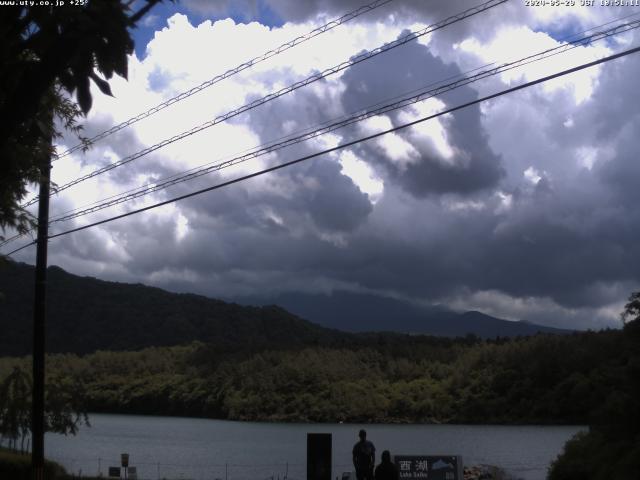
374 450 399 480
352 429 375 480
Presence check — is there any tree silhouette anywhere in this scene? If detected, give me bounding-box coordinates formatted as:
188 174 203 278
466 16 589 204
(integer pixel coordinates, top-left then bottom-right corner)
622 291 640 325
0 0 167 238
0 367 30 451
0 366 89 452
549 291 640 480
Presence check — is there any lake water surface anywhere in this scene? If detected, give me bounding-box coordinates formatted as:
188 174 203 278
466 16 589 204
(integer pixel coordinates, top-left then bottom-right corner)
45 414 584 480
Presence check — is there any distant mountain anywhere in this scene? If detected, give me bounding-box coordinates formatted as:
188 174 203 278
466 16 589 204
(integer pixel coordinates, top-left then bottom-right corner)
0 261 350 356
234 291 573 338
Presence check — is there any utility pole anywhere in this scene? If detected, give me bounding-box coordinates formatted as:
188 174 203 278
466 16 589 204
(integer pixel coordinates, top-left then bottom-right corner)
32 155 51 480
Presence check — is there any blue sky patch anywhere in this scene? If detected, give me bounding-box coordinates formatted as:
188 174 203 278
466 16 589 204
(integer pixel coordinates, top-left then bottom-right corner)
130 0 285 60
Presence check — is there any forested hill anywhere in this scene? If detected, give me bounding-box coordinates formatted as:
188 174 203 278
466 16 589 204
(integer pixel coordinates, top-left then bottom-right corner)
0 261 351 356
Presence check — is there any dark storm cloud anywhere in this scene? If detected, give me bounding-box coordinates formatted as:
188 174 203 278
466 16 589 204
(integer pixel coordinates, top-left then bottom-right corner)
264 171 638 317
172 155 372 237
263 0 523 38
478 183 640 308
298 160 373 232
507 32 640 308
577 37 640 206
182 0 260 19
340 33 504 196
107 177 346 284
369 104 504 196
213 75 374 234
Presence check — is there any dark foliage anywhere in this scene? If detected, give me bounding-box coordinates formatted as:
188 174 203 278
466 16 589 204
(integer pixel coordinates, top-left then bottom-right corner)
0 448 66 480
0 365 89 452
0 327 634 427
0 1 166 236
548 292 640 480
0 447 100 480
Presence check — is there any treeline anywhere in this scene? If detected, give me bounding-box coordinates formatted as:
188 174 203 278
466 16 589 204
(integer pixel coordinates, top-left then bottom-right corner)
0 328 633 425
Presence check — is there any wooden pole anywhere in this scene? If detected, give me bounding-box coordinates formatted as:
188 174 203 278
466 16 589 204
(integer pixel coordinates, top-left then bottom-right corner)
32 157 51 480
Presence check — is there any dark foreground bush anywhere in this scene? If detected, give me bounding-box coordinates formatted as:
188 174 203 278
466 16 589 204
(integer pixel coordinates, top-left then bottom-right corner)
0 448 67 480
548 430 640 480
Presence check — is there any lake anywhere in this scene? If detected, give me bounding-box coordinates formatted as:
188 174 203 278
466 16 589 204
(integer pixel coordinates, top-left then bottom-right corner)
44 414 584 480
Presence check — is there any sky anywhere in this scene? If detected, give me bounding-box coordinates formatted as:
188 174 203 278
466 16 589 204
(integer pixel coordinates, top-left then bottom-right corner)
6 0 640 330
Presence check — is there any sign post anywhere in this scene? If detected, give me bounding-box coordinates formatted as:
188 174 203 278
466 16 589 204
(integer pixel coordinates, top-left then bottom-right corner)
394 455 463 480
121 453 130 480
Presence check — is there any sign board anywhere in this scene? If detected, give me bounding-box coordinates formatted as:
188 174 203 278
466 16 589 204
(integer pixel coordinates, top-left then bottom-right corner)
128 466 138 479
108 466 121 478
394 455 463 480
121 453 129 468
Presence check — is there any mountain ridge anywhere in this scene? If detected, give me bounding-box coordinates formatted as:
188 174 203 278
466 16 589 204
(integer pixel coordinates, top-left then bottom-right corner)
0 261 571 357
234 290 573 338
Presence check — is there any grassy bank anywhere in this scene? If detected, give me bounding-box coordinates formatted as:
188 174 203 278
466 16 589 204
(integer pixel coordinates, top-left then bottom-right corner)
0 447 101 480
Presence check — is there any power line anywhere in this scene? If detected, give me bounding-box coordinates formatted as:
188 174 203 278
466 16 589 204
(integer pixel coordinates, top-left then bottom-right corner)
6 43 639 257
54 0 397 159
21 0 508 208
44 17 640 225
0 232 28 249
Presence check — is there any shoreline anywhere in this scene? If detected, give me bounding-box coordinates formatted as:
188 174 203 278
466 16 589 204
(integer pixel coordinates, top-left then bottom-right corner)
1 447 518 480
84 409 588 428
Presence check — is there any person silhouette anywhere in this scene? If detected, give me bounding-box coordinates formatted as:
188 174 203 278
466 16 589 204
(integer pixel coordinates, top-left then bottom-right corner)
352 429 375 480
374 450 399 480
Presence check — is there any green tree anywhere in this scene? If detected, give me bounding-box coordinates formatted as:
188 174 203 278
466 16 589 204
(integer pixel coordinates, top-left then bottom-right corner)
622 291 640 325
0 86 85 239
0 367 30 452
0 366 90 452
549 292 640 480
0 0 167 238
